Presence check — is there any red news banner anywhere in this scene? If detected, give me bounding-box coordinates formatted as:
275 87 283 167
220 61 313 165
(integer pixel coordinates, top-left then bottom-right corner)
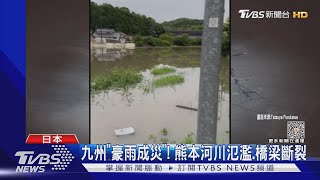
26 134 79 144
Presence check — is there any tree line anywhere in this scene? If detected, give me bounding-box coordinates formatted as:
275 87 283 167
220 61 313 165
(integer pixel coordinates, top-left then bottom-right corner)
162 18 204 31
134 18 230 57
91 2 164 36
91 2 230 56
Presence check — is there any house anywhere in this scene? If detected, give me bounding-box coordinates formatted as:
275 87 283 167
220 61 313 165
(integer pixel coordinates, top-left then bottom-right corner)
92 28 127 43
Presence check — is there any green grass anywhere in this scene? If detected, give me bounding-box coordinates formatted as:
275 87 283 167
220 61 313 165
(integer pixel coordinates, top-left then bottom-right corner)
91 69 143 92
151 67 176 75
152 75 184 88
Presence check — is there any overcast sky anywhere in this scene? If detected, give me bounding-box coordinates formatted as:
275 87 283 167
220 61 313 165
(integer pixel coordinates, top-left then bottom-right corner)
92 0 229 23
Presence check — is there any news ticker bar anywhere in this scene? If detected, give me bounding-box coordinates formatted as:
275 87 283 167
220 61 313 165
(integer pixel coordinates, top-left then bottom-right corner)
79 144 306 162
82 163 300 173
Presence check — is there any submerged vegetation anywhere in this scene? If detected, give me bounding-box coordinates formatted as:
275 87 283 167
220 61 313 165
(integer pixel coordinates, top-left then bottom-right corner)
91 66 186 93
152 75 185 88
181 132 196 144
148 128 195 144
134 34 202 47
91 69 143 92
139 68 185 94
151 67 176 75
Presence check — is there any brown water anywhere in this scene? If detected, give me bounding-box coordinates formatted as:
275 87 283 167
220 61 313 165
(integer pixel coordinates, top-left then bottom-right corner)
91 47 229 144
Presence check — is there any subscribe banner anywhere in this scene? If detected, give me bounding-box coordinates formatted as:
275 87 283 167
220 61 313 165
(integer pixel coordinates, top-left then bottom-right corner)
82 163 301 173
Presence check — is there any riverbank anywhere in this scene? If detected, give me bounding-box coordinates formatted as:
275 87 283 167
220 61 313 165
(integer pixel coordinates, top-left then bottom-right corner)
91 42 135 49
135 45 201 49
90 42 201 49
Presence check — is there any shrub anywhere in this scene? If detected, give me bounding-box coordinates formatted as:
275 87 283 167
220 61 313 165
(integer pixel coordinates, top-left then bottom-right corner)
135 40 144 46
159 34 174 45
153 38 171 46
173 34 191 46
222 31 230 57
133 35 144 42
133 35 145 46
143 36 156 46
190 38 202 46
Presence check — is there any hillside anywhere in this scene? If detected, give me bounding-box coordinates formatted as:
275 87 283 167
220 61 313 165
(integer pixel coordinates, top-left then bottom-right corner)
91 2 164 36
162 18 230 32
162 18 204 31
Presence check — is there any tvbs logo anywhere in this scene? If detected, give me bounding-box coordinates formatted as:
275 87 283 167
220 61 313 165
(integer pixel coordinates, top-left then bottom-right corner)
15 151 61 172
293 11 308 19
239 10 264 18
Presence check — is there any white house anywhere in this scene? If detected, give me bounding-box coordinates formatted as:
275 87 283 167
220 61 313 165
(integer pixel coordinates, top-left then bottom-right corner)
92 28 127 43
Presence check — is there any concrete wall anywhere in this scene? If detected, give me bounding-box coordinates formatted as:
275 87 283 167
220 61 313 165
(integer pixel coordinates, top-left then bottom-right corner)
91 42 135 50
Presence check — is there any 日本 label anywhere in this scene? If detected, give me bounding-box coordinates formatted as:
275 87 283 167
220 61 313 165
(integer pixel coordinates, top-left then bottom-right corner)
26 134 79 144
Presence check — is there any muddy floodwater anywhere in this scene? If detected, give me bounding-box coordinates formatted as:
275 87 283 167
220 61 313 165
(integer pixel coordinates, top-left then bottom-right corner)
91 47 229 144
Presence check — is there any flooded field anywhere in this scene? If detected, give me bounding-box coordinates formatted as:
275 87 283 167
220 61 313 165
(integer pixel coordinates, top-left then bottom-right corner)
91 47 229 144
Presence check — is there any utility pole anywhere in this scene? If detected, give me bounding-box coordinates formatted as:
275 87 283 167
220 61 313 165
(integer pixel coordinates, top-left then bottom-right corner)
197 0 225 144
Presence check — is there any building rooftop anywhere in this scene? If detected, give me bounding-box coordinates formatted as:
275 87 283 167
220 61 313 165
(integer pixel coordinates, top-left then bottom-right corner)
95 28 115 33
93 28 127 40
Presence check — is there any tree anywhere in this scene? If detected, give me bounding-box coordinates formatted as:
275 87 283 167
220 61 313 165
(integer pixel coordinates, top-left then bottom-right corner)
162 18 204 31
222 18 230 56
159 34 174 45
173 34 192 46
90 2 164 36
